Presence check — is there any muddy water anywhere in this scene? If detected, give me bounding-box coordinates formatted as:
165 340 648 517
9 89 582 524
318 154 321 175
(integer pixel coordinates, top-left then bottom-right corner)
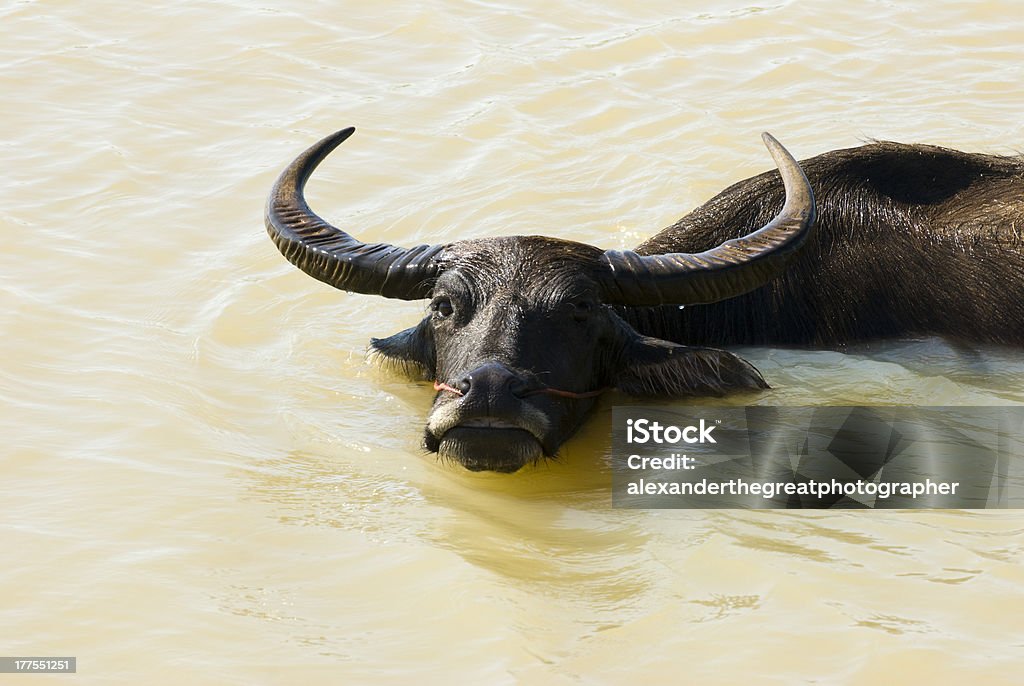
3 1 1023 683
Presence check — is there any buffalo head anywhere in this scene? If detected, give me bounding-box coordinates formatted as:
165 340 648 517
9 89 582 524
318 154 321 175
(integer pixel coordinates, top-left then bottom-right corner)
266 128 815 472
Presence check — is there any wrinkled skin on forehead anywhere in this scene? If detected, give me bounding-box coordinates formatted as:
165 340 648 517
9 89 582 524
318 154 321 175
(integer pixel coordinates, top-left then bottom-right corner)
370 236 767 472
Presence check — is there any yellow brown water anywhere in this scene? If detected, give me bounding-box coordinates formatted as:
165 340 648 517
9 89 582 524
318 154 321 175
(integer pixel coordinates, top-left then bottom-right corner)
3 1 1023 683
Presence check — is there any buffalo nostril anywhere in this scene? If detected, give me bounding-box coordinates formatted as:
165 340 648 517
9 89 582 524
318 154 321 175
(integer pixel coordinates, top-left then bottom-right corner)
508 377 529 397
457 363 523 400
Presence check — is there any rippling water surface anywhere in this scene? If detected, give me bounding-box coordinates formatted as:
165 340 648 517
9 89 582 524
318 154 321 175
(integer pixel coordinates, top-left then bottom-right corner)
3 1 1024 683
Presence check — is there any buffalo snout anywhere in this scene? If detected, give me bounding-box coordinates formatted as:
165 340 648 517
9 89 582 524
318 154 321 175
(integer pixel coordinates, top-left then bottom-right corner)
426 362 561 473
456 362 528 411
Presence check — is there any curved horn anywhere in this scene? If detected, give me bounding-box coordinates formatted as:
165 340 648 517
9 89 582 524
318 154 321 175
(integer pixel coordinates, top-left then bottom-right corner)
598 133 816 306
265 127 447 300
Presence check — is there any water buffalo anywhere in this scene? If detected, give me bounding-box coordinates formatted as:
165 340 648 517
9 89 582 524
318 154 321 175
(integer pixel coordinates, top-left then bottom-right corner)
266 128 1024 472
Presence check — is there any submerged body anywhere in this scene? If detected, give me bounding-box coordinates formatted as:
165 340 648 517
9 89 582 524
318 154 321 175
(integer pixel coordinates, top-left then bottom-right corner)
266 130 1024 472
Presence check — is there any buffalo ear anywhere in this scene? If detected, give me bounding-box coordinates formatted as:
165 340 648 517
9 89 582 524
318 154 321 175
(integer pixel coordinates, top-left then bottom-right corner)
615 336 768 397
369 316 436 380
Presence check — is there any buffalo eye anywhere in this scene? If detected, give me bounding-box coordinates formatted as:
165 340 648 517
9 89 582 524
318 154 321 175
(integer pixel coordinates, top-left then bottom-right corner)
430 296 454 319
570 299 595 323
